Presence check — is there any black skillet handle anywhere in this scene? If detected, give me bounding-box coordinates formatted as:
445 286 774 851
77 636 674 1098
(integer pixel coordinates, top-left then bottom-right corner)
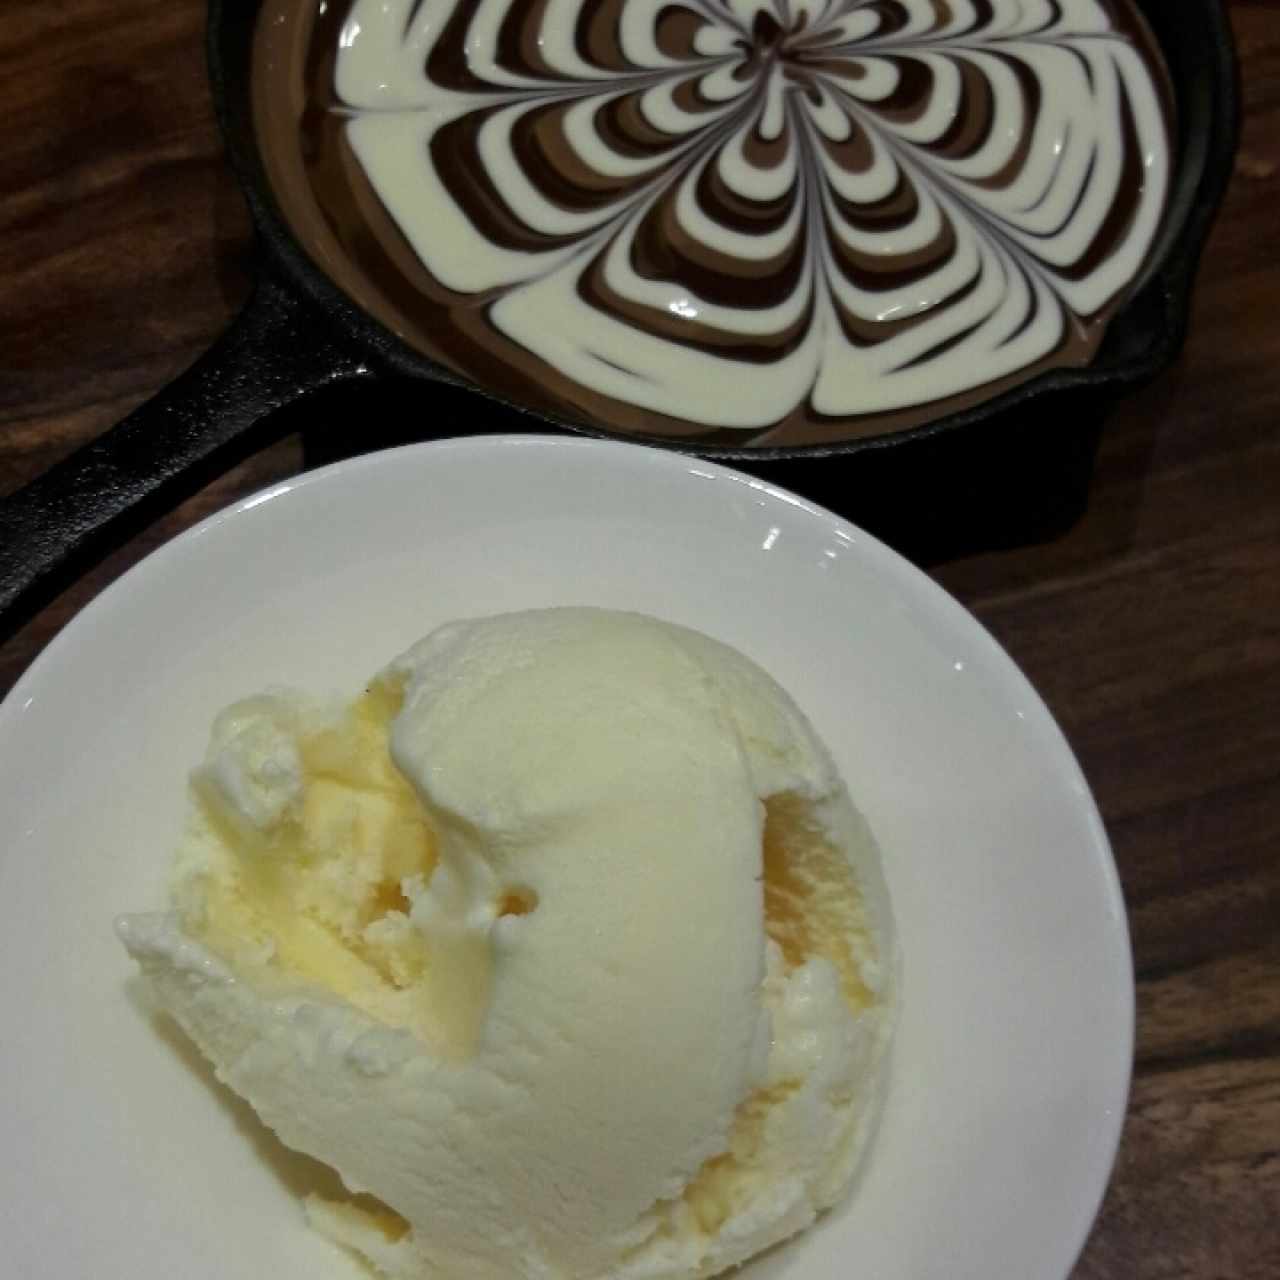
0 271 372 643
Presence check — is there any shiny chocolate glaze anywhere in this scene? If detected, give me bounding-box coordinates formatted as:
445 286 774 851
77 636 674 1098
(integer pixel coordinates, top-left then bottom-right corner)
253 0 1173 446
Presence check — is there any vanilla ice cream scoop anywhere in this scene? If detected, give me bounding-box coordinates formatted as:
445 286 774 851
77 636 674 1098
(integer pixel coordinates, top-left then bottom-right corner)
118 609 896 1280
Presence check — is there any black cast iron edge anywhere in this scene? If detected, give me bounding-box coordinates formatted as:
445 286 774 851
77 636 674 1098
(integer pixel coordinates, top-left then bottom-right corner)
0 0 1240 645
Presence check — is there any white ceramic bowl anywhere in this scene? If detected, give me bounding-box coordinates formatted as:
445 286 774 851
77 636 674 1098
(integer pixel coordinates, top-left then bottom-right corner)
0 435 1131 1280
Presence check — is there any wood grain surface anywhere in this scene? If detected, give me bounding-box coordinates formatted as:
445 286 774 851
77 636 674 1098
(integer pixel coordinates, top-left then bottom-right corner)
2 1 1277 1275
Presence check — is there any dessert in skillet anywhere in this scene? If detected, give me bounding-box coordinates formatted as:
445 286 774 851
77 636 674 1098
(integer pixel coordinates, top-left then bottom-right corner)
252 0 1173 444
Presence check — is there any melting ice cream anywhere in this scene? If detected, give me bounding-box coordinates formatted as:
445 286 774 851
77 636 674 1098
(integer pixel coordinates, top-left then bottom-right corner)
119 608 896 1280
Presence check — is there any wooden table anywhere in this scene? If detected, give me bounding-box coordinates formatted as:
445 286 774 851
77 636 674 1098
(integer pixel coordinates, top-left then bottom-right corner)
2 2 1277 1274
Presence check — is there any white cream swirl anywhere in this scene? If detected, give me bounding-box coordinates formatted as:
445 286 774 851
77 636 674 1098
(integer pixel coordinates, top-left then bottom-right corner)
331 0 1171 434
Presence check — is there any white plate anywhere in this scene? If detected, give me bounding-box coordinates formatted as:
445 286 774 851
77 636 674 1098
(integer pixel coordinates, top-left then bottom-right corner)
0 436 1130 1280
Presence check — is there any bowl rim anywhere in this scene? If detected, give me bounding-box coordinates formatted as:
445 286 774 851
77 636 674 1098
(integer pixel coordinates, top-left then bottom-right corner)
0 432 1136 1280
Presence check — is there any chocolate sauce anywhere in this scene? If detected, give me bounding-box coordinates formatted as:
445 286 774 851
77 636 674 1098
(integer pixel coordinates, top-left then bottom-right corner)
252 0 1174 446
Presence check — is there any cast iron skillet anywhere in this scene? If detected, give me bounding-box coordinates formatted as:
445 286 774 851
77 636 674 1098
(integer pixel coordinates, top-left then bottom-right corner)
0 0 1239 639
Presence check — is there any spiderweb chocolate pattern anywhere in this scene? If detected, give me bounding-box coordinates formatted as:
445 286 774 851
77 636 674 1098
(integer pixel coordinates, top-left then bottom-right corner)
255 0 1172 444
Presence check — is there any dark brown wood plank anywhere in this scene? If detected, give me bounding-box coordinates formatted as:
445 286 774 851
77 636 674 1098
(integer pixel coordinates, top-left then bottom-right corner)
933 6 1280 1271
1 1 1278 1276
